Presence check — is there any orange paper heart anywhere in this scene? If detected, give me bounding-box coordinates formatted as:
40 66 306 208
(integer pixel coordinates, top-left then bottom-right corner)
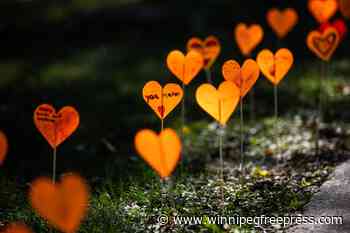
306 27 340 61
222 59 260 98
267 8 298 39
308 0 338 23
166 50 204 85
134 128 181 179
340 0 350 18
257 48 294 85
235 23 264 57
29 174 89 233
34 104 79 148
2 223 33 233
143 81 183 119
187 36 221 69
196 81 240 125
0 131 8 166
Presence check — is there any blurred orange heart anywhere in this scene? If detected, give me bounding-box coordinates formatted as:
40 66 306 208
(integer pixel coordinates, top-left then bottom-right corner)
339 0 350 18
135 128 181 179
257 48 294 85
2 223 33 233
196 81 240 125
235 23 264 57
308 0 338 23
222 59 260 98
34 104 79 148
187 36 221 69
307 27 340 61
166 50 204 85
267 8 298 39
29 174 89 233
0 131 8 166
142 81 183 119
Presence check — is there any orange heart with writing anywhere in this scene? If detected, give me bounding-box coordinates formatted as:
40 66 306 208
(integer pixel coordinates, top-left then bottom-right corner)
29 174 89 233
307 27 340 61
187 36 221 69
0 131 8 166
135 128 181 179
267 8 298 39
339 0 350 18
308 0 338 23
222 59 260 98
196 81 240 126
257 48 294 85
235 23 264 57
142 81 183 119
166 50 204 85
34 104 79 148
2 223 33 233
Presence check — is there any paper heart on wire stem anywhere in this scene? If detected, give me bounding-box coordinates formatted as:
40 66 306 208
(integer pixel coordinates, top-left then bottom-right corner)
319 19 347 41
0 131 8 166
267 8 298 39
1 223 33 233
257 48 294 85
142 81 183 119
34 104 79 148
187 36 221 69
308 0 338 23
196 81 240 126
29 173 89 233
134 128 181 179
166 50 204 85
235 23 264 57
222 59 260 98
307 27 340 61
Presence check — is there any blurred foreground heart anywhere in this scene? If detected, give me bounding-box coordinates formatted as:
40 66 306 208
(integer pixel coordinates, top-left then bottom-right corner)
257 48 294 85
34 104 79 148
308 0 338 23
196 81 240 125
0 131 8 165
235 23 264 56
339 0 350 18
29 174 89 233
222 59 260 98
187 36 221 69
166 50 204 85
142 81 183 119
307 27 340 61
134 129 181 179
267 8 298 39
2 223 33 233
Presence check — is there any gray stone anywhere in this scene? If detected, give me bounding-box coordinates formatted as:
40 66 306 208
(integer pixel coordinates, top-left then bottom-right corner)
288 160 350 233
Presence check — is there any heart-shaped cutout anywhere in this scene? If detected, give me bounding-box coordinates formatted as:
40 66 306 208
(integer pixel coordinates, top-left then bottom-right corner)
267 8 298 39
308 0 338 23
257 48 294 85
29 174 89 233
307 27 340 61
196 81 240 125
235 23 264 56
2 223 33 233
339 0 350 18
0 131 8 166
34 104 80 148
142 81 183 119
222 59 260 98
187 36 221 69
134 128 181 179
166 50 204 85
319 19 347 41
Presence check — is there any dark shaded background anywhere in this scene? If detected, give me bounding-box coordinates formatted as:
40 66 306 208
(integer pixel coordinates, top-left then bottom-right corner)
0 0 349 182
